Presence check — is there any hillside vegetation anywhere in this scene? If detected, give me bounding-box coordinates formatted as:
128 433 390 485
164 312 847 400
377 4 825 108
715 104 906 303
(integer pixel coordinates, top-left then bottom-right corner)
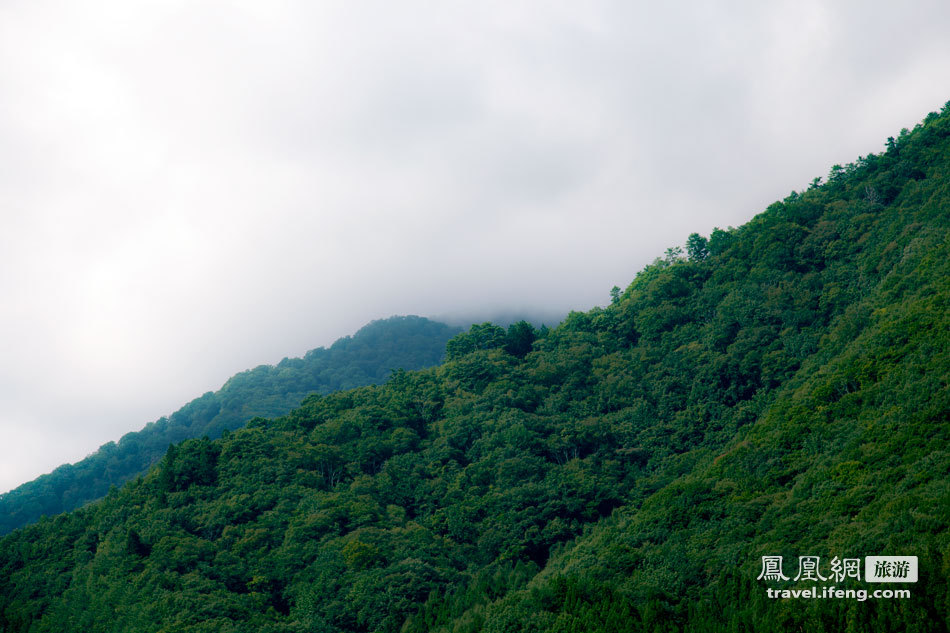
0 316 460 535
0 104 948 632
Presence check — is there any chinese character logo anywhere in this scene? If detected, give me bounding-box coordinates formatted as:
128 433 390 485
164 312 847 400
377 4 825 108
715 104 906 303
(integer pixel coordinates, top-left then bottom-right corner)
875 560 893 578
757 556 789 581
793 556 827 582
829 557 861 583
865 556 918 583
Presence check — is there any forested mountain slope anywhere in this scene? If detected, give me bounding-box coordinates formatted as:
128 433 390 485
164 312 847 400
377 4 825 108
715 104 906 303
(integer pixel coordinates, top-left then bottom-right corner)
0 104 948 632
0 316 460 536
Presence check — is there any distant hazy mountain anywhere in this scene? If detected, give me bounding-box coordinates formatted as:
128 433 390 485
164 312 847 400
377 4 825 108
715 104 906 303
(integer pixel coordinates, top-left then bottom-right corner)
0 315 461 535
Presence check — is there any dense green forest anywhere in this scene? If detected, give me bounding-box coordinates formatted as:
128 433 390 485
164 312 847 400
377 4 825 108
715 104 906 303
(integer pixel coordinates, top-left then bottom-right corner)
0 316 461 536
1 104 948 632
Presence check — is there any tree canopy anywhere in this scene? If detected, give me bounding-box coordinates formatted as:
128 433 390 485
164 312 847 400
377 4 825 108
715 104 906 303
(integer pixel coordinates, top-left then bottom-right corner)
0 316 461 535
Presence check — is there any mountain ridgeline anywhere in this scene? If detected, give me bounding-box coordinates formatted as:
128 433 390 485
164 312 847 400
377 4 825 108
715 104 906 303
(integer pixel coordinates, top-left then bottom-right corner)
1 104 948 632
0 316 461 535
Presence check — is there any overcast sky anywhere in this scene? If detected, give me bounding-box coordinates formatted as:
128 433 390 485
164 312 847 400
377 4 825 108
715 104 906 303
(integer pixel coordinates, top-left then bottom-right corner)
1 0 948 493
